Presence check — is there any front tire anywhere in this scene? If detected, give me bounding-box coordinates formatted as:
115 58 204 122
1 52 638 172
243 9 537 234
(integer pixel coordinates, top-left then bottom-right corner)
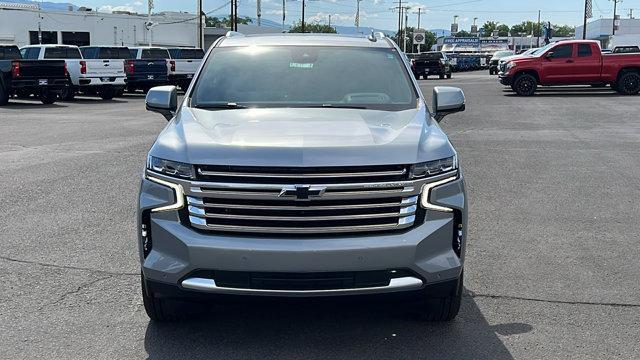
446 73 452 79
0 84 9 106
512 73 538 96
616 71 640 95
439 74 445 79
415 272 463 321
141 273 179 322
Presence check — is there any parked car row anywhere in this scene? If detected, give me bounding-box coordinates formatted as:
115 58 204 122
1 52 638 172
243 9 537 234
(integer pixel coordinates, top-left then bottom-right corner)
0 44 204 106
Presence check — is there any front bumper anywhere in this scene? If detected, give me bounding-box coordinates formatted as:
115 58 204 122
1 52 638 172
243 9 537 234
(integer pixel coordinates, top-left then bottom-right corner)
499 74 513 86
138 173 467 297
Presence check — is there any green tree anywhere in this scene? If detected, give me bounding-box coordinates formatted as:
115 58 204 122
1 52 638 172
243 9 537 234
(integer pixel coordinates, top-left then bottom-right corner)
510 21 542 37
395 27 437 53
497 24 510 36
480 21 498 37
205 16 252 28
454 30 472 37
553 24 575 37
289 21 337 33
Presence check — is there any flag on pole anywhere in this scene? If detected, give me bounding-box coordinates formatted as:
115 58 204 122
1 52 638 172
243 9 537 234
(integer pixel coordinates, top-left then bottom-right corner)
586 0 593 19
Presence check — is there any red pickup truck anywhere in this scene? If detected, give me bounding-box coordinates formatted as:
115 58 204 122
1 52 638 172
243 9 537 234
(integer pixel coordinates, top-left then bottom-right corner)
499 40 640 96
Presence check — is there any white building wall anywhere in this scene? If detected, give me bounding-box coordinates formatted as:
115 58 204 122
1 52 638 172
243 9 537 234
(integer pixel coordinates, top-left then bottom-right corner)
0 6 198 47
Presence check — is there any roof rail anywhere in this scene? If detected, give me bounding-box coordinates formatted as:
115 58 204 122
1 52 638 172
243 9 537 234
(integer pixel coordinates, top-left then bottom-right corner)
225 31 245 38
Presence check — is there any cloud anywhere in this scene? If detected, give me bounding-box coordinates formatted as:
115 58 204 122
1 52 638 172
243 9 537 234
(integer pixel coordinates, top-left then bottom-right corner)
98 3 143 13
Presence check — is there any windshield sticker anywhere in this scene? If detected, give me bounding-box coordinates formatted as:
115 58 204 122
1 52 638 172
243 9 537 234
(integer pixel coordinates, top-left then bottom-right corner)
387 53 395 59
289 62 314 69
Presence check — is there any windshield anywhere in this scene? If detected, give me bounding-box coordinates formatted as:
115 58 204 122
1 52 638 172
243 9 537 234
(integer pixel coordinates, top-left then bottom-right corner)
191 46 418 111
532 43 556 56
493 51 514 58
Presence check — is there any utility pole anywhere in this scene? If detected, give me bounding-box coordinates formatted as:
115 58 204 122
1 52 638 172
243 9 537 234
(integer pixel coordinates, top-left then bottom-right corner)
328 14 331 28
355 0 362 33
301 0 305 33
230 0 234 31
197 0 203 48
404 6 409 52
536 10 541 47
234 0 238 31
282 0 285 31
147 0 153 46
396 0 402 46
257 0 262 26
416 8 421 29
612 0 622 35
583 0 591 39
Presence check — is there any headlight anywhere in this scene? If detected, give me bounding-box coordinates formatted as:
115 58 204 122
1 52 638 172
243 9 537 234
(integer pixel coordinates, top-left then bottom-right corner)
147 156 194 179
409 156 458 179
505 62 515 71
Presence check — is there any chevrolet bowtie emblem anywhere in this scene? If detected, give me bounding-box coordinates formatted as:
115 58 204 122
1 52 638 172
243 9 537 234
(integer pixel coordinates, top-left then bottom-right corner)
278 185 326 200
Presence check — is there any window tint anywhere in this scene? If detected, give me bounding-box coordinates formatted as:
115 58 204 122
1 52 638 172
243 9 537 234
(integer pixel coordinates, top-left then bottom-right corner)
44 47 82 59
194 49 205 59
129 49 138 59
0 46 21 60
23 48 40 59
192 46 418 111
551 44 573 58
141 49 169 59
168 49 180 59
98 47 131 59
578 44 592 57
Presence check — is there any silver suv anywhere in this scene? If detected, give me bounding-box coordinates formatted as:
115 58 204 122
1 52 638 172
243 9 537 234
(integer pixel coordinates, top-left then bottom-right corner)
139 33 468 321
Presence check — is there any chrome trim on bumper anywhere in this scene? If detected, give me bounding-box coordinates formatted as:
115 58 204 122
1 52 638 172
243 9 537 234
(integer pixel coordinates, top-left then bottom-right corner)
181 276 424 297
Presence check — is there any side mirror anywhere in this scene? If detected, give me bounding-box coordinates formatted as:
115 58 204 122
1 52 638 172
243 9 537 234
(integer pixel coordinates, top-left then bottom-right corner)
432 86 465 122
146 86 177 121
545 51 554 59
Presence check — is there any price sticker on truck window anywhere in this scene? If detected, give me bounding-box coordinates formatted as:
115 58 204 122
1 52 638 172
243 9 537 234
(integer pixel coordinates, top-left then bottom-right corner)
289 62 314 69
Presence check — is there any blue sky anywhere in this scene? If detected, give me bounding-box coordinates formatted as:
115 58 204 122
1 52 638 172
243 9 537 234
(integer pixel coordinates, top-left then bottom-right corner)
50 0 623 30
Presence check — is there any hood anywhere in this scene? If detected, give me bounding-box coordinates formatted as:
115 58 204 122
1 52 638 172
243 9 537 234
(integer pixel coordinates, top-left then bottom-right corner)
149 104 456 167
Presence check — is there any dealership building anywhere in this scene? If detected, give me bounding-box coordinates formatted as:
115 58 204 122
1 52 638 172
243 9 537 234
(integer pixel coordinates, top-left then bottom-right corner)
0 2 199 47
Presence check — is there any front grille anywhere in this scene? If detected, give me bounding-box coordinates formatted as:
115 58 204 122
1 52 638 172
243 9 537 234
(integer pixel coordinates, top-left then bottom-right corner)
186 165 423 235
499 62 506 72
490 60 499 66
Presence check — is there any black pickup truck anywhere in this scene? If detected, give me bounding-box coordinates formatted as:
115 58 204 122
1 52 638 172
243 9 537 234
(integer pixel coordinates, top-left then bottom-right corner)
0 45 68 105
410 51 452 80
125 47 170 93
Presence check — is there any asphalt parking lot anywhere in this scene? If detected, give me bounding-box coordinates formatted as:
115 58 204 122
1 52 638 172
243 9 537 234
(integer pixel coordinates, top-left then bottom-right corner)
1 71 639 359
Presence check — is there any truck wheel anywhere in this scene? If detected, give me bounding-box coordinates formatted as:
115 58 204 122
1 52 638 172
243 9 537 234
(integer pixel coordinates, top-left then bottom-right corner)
415 271 463 321
0 85 9 106
141 273 179 322
513 73 537 96
39 91 57 105
60 87 76 101
99 88 117 100
616 71 640 95
439 74 445 79
446 73 452 79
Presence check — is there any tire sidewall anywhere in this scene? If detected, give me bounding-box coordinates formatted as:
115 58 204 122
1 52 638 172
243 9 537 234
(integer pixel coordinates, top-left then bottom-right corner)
618 72 640 95
514 74 537 96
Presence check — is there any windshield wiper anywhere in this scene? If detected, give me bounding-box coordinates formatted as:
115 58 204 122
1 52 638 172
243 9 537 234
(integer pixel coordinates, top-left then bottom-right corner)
194 102 246 109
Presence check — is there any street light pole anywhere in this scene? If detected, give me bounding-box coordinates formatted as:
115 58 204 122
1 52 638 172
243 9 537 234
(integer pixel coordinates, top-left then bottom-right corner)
197 0 203 48
612 0 621 35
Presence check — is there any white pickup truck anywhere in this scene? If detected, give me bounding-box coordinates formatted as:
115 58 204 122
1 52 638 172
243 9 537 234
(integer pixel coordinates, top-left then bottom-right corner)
20 45 126 100
167 47 205 90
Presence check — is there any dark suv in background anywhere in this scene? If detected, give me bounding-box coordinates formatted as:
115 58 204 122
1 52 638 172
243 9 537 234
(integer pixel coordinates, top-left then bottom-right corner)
410 51 452 80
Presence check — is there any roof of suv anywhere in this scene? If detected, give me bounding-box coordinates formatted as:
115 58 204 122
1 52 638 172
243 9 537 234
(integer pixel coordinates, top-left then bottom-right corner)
218 33 393 48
